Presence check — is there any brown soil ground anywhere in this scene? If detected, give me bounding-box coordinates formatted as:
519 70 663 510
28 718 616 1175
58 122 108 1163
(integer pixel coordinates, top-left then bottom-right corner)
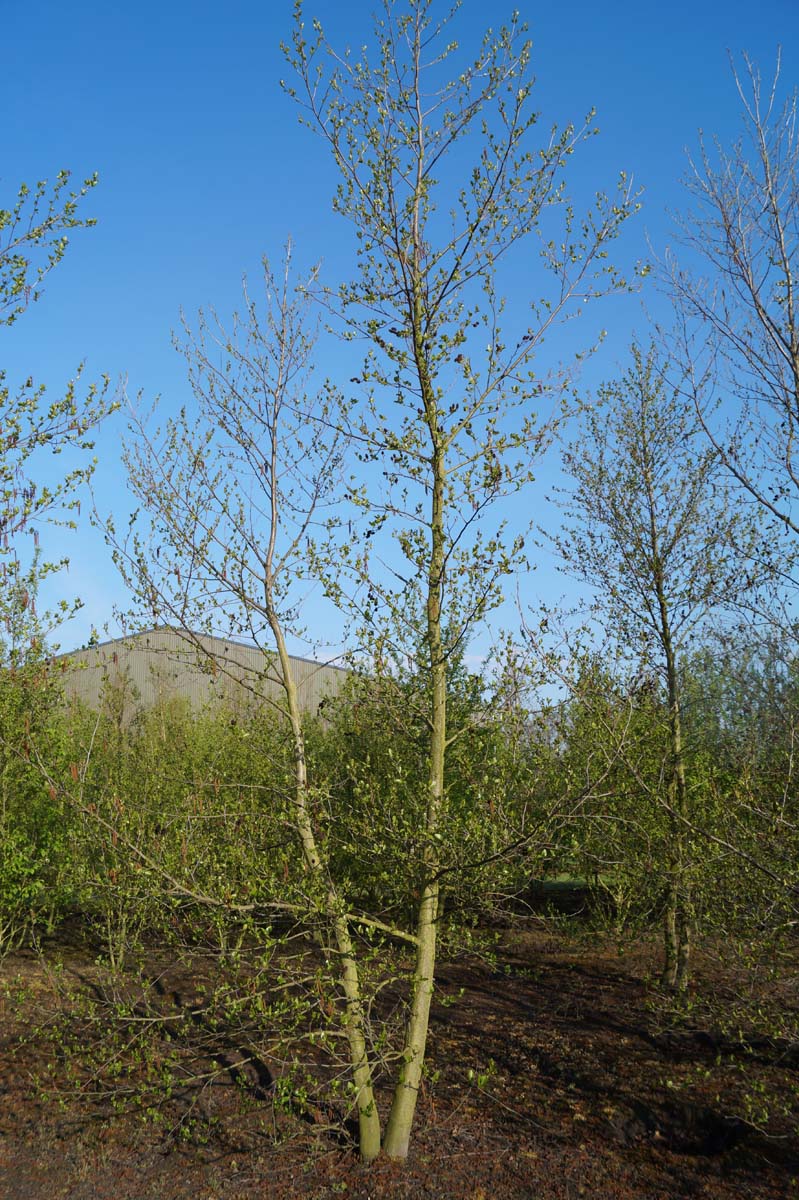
1 926 797 1199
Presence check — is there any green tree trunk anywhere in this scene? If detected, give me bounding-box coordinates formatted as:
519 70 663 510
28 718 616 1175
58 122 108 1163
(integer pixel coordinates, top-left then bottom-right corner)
269 565 382 1161
654 564 692 992
384 305 446 1157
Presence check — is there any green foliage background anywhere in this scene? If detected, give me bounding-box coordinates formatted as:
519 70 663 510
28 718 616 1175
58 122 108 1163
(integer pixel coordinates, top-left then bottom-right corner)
1 636 797 963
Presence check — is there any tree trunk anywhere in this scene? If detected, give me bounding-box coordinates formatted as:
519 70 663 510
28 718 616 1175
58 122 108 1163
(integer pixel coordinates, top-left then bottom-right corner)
383 880 439 1157
384 310 446 1157
645 455 693 994
675 897 692 993
383 499 446 1156
270 614 382 1161
662 875 679 989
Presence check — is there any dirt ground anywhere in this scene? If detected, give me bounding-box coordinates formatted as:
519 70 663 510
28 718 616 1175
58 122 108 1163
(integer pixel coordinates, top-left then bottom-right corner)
1 926 797 1199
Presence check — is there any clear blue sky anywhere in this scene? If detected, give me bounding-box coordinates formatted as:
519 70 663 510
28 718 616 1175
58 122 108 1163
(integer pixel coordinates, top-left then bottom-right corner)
3 0 797 658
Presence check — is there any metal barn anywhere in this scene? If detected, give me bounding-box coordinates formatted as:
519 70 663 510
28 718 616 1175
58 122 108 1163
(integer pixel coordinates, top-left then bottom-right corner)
58 628 347 719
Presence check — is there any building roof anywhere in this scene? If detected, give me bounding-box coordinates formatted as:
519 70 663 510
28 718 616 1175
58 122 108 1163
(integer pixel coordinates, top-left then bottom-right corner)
58 627 347 718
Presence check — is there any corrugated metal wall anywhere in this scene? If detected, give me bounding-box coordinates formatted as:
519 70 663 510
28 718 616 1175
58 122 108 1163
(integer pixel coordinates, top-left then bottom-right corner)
58 628 348 719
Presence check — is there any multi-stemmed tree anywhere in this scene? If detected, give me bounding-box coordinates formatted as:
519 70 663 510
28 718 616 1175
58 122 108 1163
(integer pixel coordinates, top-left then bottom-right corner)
284 0 639 1154
116 0 638 1160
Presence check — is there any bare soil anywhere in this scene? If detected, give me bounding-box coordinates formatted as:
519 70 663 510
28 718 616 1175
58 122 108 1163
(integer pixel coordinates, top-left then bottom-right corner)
1 926 797 1199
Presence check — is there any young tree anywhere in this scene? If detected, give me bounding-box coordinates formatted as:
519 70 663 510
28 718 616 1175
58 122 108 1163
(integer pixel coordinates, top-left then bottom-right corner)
285 0 638 1155
113 249 387 1159
554 343 759 990
666 53 799 591
0 170 113 953
1 171 112 661
116 0 638 1161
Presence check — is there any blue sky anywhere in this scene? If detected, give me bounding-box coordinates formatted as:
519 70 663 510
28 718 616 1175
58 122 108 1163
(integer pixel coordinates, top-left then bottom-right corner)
3 0 797 660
